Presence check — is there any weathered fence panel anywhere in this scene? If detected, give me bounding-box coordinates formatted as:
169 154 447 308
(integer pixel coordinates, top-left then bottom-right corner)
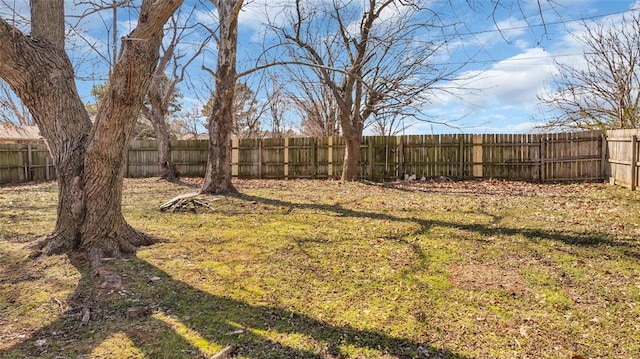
401 134 470 180
286 137 317 178
0 142 54 184
482 133 539 181
4 130 640 190
542 131 603 182
605 129 640 190
172 140 209 177
127 139 209 178
127 139 158 178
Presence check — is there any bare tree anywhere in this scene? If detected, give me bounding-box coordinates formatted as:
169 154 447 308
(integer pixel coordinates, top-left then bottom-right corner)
200 0 244 194
370 112 411 137
172 107 207 140
142 8 210 181
202 82 264 139
267 0 465 180
281 66 341 137
538 12 640 130
0 0 181 267
0 80 33 125
264 78 295 138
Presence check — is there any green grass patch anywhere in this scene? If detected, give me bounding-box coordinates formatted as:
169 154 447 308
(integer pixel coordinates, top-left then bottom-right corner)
1 179 639 358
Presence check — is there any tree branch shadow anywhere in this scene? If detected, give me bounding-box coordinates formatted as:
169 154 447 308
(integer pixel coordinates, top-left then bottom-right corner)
230 192 639 255
0 251 469 358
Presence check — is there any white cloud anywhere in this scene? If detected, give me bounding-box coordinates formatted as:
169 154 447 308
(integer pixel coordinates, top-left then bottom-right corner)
432 47 555 112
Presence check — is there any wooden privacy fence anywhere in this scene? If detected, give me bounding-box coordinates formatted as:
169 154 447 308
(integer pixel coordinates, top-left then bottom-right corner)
0 142 55 184
124 131 604 183
1 130 639 190
604 129 640 190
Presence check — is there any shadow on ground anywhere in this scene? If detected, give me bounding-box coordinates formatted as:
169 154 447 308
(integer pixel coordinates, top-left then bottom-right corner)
231 192 640 256
0 251 469 359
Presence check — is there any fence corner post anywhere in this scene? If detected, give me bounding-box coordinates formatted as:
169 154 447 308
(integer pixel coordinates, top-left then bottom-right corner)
631 135 637 191
600 133 607 182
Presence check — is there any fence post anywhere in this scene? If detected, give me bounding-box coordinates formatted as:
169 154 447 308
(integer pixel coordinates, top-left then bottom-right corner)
311 138 317 178
231 138 239 178
258 139 263 179
27 143 33 181
539 137 546 183
124 146 130 178
396 136 404 180
472 135 483 178
458 135 464 179
284 137 289 179
327 137 334 178
367 138 373 180
45 156 50 180
600 133 607 181
632 135 637 191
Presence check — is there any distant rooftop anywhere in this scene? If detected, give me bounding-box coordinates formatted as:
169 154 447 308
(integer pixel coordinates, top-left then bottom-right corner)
0 124 43 143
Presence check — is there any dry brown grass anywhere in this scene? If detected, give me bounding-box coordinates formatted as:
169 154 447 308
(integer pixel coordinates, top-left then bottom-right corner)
1 178 639 358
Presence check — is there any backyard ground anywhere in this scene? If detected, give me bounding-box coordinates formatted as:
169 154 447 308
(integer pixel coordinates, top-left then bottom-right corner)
0 178 639 358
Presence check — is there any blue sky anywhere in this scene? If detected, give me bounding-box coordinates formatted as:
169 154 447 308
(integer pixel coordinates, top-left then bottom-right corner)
2 0 640 135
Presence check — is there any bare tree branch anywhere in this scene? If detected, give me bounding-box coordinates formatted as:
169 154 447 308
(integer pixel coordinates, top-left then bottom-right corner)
538 11 640 130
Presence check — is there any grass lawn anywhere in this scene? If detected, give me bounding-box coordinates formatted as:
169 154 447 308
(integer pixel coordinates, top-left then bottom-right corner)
0 178 639 358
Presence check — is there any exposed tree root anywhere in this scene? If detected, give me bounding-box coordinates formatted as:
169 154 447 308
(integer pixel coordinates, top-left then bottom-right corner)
160 162 180 182
200 182 237 195
26 223 159 289
25 229 79 257
83 224 159 260
122 223 159 247
85 224 159 289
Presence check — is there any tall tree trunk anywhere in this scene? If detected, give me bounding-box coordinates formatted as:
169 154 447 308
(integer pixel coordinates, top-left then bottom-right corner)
341 128 362 181
1 0 91 253
154 115 178 181
338 103 363 181
0 0 182 265
144 92 178 181
201 0 243 194
79 0 182 263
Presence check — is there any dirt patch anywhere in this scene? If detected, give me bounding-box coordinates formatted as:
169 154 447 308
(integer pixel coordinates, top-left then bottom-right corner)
448 263 529 295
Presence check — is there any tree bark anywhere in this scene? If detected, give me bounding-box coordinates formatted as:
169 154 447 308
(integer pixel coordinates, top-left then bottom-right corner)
1 1 91 253
143 85 178 182
201 0 244 194
340 111 364 181
342 133 362 181
0 0 182 264
154 116 178 181
80 0 182 262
